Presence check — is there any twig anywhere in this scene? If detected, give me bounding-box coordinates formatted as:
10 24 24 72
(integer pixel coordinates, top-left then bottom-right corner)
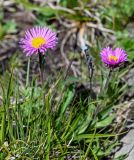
82 46 94 90
57 17 78 28
67 134 74 147
86 22 115 34
78 23 94 90
48 3 76 14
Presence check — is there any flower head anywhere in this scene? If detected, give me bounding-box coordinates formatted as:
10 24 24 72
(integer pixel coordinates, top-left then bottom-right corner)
100 47 127 68
20 26 57 56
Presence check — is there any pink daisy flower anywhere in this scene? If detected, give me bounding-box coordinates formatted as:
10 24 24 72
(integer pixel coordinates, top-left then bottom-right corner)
20 26 57 56
100 47 127 68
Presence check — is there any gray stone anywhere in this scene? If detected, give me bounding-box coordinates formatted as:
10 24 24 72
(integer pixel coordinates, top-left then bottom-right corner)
115 124 134 160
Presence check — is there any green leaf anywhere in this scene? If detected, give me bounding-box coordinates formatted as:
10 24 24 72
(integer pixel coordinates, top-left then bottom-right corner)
56 85 75 127
95 114 115 128
64 113 82 139
16 0 55 17
77 104 96 134
75 133 117 140
67 0 78 8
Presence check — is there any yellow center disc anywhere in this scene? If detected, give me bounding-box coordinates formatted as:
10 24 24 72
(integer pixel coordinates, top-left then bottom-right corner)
108 55 118 62
31 37 46 49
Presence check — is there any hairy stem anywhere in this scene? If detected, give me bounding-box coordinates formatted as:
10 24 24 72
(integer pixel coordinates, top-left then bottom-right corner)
103 69 112 92
39 53 44 85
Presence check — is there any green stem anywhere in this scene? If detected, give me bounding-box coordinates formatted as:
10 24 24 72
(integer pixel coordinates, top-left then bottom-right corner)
6 71 14 140
1 108 6 144
26 57 30 87
94 69 112 124
0 81 6 144
63 60 73 80
84 129 96 158
46 118 51 160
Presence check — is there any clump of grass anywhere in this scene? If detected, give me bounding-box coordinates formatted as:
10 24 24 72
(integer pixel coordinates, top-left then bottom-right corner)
0 47 128 159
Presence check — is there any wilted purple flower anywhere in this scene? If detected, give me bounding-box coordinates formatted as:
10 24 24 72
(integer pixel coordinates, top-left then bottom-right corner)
20 26 57 56
100 47 127 68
